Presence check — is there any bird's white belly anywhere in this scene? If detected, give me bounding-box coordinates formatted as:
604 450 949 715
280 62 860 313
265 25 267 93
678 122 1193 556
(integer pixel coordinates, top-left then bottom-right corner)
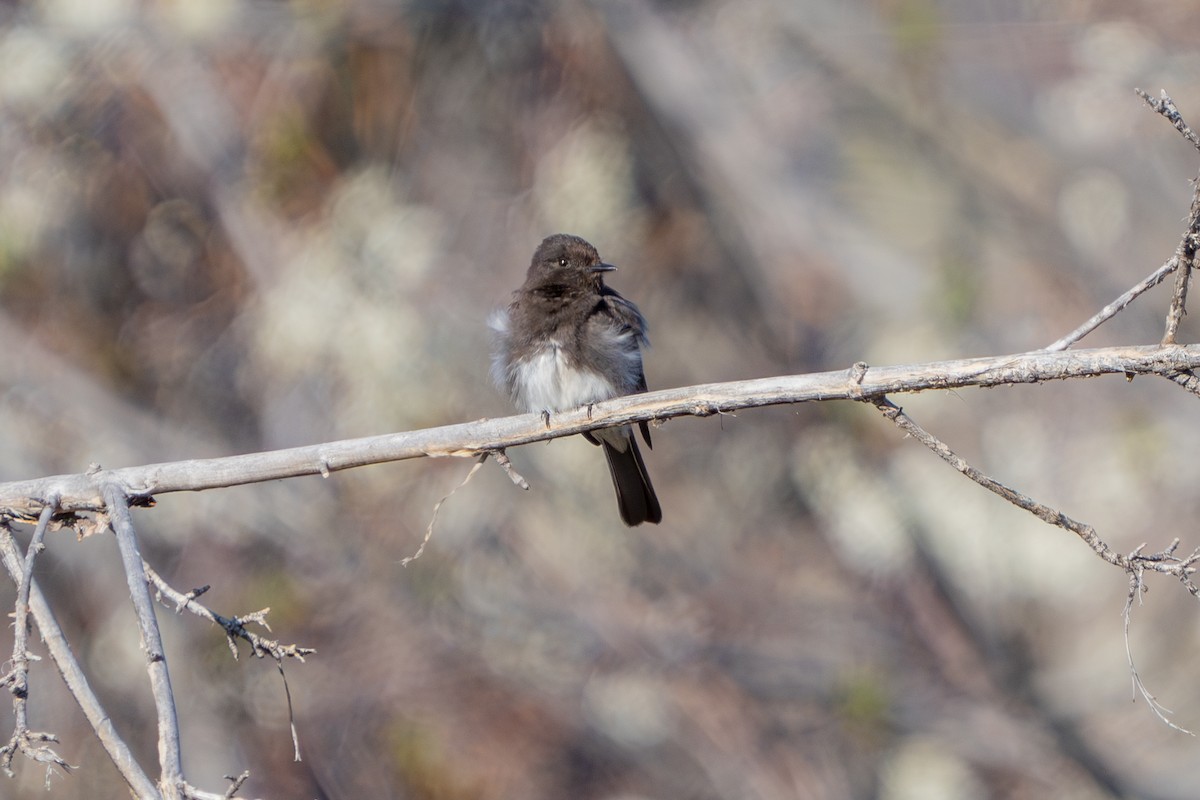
514 344 617 413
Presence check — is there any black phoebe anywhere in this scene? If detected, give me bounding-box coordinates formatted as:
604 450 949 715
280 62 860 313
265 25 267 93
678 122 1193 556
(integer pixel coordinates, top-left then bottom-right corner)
490 233 662 526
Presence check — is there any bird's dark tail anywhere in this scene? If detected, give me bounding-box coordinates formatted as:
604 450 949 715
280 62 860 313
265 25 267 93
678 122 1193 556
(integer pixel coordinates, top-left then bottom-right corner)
601 436 662 526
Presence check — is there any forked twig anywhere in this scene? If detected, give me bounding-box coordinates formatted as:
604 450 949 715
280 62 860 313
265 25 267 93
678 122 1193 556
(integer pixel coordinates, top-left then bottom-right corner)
870 395 1200 730
143 564 314 664
143 563 314 762
1123 547 1198 735
1046 92 1200 352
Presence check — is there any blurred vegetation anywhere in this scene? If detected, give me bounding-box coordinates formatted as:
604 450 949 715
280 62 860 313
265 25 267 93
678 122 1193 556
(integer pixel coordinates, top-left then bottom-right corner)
1 0 1200 797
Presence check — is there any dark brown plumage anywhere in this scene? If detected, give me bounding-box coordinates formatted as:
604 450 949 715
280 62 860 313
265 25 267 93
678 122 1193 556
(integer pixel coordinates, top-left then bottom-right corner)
491 234 661 526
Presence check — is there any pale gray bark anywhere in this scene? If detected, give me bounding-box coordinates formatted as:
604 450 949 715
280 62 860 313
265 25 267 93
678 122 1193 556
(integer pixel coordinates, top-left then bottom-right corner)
2 343 1198 521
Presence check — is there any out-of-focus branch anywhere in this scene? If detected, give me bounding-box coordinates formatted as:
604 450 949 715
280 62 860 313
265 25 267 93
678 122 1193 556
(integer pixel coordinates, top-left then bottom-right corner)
3 344 1200 521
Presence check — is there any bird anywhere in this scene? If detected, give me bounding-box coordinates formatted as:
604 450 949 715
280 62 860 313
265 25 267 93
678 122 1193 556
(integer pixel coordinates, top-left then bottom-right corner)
490 233 662 526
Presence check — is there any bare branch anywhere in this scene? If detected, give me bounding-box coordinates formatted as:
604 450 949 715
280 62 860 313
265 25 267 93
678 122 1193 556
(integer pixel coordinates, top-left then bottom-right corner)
870 397 1127 565
871 396 1200 730
1123 561 1196 735
1137 88 1200 152
0 533 160 798
1163 256 1194 346
1044 259 1178 351
0 497 73 784
869 397 1200 585
102 484 184 799
1135 90 1200 345
143 564 312 765
143 564 313 664
5 344 1200 521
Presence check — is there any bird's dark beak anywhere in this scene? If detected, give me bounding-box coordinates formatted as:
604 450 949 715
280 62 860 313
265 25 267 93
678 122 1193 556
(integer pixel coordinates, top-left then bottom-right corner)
589 262 617 273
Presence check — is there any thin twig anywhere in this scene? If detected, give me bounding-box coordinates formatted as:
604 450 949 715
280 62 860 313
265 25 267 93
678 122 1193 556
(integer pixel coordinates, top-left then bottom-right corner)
870 395 1200 730
871 397 1124 566
223 771 251 798
1044 259 1178 351
15 498 57 667
0 531 159 797
143 563 314 663
402 455 488 566
2 506 50 758
1123 564 1194 735
279 661 301 762
1161 245 1190 345
178 770 263 800
1136 90 1200 344
102 483 185 799
869 396 1200 583
1137 89 1200 153
0 497 67 783
142 563 313 764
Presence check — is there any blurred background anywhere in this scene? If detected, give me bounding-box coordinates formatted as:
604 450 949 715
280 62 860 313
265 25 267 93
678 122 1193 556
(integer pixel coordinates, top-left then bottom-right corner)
0 0 1199 797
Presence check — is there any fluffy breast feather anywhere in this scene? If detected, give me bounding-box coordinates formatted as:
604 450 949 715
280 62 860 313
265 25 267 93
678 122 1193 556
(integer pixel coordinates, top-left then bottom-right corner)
511 346 619 413
489 302 645 413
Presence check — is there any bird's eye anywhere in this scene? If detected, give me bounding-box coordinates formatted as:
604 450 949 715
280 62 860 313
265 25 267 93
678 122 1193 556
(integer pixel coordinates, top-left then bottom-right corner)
557 257 569 267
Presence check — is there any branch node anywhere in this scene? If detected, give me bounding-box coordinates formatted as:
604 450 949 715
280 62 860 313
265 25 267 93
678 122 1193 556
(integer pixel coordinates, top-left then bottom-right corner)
848 361 869 399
